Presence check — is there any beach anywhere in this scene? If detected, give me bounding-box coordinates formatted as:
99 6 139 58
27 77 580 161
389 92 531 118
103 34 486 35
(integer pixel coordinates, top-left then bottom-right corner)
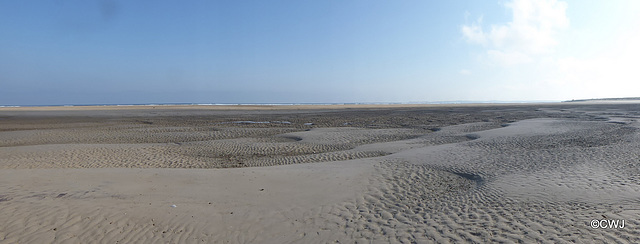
1 102 639 243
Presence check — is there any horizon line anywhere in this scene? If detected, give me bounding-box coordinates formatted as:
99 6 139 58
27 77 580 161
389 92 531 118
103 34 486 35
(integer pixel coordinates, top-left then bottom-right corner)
1 100 566 108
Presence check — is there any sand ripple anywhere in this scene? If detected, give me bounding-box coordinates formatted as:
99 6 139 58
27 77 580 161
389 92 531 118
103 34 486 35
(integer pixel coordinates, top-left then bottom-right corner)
2 104 640 243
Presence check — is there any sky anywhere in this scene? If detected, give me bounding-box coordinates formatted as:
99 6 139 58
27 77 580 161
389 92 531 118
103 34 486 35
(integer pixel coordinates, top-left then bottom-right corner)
1 0 639 105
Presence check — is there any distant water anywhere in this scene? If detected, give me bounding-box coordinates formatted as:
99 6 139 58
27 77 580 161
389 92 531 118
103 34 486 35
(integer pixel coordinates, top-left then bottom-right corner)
0 101 561 108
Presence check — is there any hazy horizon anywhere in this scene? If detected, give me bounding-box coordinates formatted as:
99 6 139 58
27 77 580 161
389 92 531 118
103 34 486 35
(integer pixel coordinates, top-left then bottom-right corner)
2 0 639 106
0 100 566 107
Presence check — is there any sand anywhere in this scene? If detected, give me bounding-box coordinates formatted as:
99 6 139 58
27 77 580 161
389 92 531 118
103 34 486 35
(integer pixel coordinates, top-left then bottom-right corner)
1 102 639 243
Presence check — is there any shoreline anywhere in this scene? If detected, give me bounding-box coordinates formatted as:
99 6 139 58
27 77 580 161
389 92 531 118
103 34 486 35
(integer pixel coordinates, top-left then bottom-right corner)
3 99 640 112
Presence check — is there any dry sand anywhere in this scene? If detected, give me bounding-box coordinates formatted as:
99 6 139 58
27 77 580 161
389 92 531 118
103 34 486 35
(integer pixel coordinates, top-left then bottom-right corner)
1 102 639 243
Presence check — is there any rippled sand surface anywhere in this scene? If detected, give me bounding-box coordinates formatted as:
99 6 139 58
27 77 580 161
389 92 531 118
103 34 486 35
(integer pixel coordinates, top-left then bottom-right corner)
0 103 639 243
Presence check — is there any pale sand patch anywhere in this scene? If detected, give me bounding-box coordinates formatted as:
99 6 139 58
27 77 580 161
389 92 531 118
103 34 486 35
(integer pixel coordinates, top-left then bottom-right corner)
0 159 376 243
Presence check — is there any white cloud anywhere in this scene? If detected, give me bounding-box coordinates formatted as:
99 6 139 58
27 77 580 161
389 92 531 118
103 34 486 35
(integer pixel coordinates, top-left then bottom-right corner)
459 69 471 75
462 0 569 65
461 16 487 45
459 0 640 101
549 30 640 98
496 27 640 100
503 0 569 53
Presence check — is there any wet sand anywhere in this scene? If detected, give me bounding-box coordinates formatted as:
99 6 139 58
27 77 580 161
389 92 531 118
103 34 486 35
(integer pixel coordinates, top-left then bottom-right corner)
1 102 639 243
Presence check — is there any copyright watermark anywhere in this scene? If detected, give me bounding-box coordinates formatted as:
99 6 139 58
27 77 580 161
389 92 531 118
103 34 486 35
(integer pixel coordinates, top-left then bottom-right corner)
590 219 626 229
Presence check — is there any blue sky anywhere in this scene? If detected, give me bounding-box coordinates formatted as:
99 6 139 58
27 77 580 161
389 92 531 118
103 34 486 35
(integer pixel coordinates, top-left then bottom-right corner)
1 0 639 105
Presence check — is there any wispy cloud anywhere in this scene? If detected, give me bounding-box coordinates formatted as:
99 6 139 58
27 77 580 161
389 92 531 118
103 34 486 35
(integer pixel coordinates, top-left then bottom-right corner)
462 0 569 66
486 50 533 66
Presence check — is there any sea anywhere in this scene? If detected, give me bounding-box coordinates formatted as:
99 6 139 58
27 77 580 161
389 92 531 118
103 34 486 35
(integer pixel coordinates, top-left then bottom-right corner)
0 101 561 108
